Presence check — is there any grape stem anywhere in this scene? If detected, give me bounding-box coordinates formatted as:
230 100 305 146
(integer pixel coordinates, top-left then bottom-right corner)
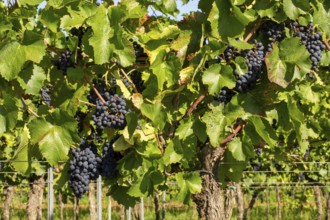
220 122 244 147
323 39 330 51
244 20 262 43
79 99 96 107
83 75 106 104
183 90 207 118
119 68 139 93
20 98 40 118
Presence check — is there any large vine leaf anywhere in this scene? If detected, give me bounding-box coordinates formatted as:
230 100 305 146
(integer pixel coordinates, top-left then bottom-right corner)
283 0 309 20
208 0 253 39
265 38 311 88
202 64 235 95
201 104 233 147
87 5 113 64
175 172 202 204
0 31 45 81
0 94 19 134
28 109 80 165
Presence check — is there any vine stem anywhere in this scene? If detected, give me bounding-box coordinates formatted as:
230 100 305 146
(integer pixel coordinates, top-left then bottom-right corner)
244 20 262 43
183 90 207 118
20 98 39 118
83 75 106 104
79 100 96 107
220 122 244 147
323 39 330 51
119 68 139 93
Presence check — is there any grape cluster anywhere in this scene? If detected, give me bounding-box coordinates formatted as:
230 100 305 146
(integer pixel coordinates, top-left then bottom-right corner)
40 87 51 106
68 141 102 198
0 161 2 171
54 50 74 74
214 87 235 104
217 44 239 63
87 80 112 104
133 42 146 57
130 71 144 93
100 137 123 179
70 26 88 47
292 22 326 72
251 161 262 171
92 93 129 130
234 41 265 93
259 20 286 51
255 148 262 156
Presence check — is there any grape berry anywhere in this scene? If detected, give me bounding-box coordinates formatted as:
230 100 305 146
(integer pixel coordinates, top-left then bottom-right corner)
68 141 102 198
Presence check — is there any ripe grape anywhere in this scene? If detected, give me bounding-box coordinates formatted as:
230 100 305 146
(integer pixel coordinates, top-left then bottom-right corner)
68 141 102 198
214 87 235 104
130 70 144 93
40 87 51 106
291 22 326 72
100 137 123 179
54 50 74 74
234 40 265 93
259 20 286 51
91 93 129 130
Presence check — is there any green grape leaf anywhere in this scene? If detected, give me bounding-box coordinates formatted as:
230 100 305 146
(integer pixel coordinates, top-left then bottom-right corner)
18 0 44 6
113 136 133 151
39 7 61 32
175 172 202 204
121 0 147 18
0 94 19 133
283 0 309 20
202 64 235 95
208 0 253 39
0 42 26 81
141 103 167 130
201 104 229 147
28 109 80 165
128 167 164 197
150 52 181 90
314 2 330 37
60 8 86 28
11 126 37 175
18 64 46 95
110 185 140 207
87 5 113 64
227 137 245 161
265 38 311 88
248 115 277 147
163 137 183 166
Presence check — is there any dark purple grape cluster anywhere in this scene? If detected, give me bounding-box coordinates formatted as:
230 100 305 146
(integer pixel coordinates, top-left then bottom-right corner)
120 75 130 87
68 141 102 198
70 26 88 47
130 71 144 93
91 93 129 130
100 137 123 179
40 87 51 106
255 148 262 156
0 161 2 171
234 41 265 93
259 20 286 51
298 173 305 181
87 80 111 104
215 44 239 63
214 87 235 104
250 161 262 171
54 50 74 74
292 22 326 72
133 42 146 57
304 146 311 160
